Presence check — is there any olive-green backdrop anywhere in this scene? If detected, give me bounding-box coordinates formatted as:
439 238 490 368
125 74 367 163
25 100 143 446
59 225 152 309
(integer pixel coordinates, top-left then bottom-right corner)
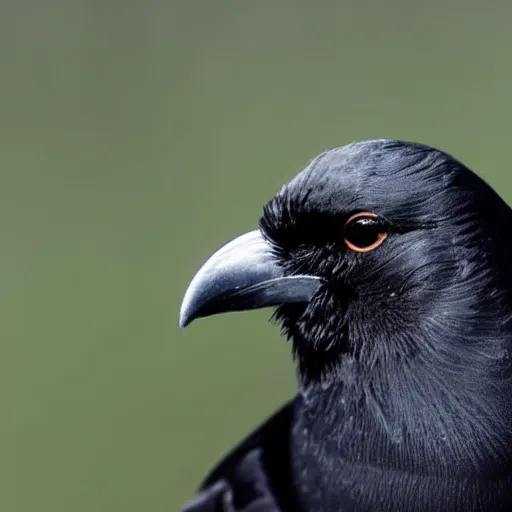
2 1 512 510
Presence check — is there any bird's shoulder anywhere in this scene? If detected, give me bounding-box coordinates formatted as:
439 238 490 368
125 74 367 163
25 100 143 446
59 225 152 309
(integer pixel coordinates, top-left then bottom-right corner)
180 399 299 512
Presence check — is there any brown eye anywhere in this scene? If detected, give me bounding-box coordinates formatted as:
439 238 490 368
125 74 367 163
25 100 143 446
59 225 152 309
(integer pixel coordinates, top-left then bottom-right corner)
344 212 388 252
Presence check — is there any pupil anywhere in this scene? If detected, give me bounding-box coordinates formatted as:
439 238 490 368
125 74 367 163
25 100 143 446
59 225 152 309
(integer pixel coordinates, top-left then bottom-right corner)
346 218 381 247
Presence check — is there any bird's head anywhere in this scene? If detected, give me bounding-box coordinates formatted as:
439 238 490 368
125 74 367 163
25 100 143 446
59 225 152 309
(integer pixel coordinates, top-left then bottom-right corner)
180 140 512 388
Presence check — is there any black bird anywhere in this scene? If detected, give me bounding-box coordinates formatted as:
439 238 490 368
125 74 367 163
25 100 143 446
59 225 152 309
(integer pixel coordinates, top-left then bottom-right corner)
179 140 512 511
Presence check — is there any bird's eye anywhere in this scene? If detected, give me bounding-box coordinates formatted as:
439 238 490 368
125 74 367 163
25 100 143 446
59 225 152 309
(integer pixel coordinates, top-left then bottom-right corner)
344 212 388 253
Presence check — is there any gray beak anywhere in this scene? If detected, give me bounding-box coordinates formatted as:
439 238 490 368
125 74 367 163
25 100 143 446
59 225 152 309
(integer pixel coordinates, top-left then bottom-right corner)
179 229 321 328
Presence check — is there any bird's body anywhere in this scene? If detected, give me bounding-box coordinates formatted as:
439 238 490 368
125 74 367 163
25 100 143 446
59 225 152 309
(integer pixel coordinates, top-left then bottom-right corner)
292 383 512 511
179 140 512 511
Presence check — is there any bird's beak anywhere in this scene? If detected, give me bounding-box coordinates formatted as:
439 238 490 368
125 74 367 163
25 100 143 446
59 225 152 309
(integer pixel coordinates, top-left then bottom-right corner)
179 230 321 328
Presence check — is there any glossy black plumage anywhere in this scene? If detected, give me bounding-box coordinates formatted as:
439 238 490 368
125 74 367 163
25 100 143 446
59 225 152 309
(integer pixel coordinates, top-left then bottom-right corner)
179 140 512 511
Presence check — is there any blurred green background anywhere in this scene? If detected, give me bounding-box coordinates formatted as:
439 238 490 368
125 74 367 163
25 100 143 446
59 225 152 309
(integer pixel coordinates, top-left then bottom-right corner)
2 1 512 510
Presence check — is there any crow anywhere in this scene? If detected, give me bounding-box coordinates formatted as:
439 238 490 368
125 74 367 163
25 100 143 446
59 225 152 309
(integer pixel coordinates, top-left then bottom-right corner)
178 140 512 511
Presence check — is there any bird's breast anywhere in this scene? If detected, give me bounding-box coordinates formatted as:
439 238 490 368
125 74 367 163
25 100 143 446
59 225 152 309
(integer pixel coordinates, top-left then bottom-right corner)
290 400 512 511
